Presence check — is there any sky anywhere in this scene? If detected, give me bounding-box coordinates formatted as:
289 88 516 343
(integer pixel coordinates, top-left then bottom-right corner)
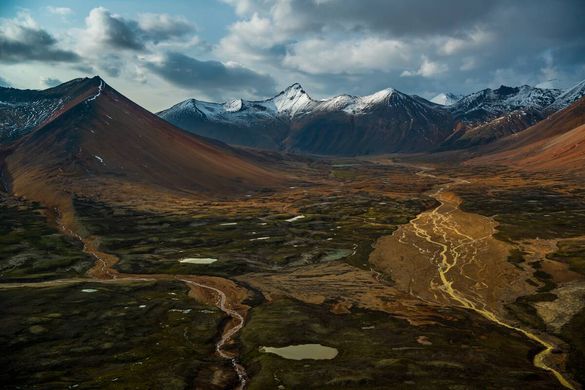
1 0 585 111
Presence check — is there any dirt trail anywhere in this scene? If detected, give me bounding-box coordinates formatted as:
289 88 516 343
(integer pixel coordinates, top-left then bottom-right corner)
370 169 577 390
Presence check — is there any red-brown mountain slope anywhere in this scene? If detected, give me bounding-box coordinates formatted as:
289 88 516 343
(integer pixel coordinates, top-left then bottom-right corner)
1 77 283 213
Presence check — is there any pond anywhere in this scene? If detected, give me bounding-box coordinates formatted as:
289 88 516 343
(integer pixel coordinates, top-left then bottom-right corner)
259 344 338 360
178 258 218 264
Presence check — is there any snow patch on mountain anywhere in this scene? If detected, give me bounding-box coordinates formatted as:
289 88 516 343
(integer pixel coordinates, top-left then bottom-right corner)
546 79 585 111
0 96 66 142
224 98 243 112
159 84 409 125
431 93 463 106
271 83 316 117
451 85 561 123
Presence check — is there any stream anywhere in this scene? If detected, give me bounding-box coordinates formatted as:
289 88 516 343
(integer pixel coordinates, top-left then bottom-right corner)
410 169 575 389
180 279 248 390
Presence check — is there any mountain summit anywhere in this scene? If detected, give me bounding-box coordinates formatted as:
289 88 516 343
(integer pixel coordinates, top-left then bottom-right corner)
158 84 454 155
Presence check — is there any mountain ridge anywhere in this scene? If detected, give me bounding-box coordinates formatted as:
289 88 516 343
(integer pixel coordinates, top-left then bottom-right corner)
159 80 585 155
158 83 454 155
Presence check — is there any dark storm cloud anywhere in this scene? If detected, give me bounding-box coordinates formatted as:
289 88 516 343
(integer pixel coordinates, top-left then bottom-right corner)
0 19 80 63
271 0 502 36
224 0 585 95
144 52 276 98
269 0 585 39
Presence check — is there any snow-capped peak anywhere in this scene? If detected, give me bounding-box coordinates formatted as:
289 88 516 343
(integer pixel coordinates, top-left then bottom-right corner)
360 88 394 104
431 93 462 106
224 98 243 112
272 83 316 117
160 84 422 125
452 84 562 122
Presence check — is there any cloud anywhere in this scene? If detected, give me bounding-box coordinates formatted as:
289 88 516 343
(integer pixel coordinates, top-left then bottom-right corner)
283 37 410 74
96 54 124 77
72 7 204 83
40 77 62 88
219 0 585 96
143 52 276 98
0 11 80 63
46 7 73 16
401 57 448 78
225 0 502 36
137 13 196 43
0 75 12 87
79 7 198 53
216 13 288 65
82 7 145 51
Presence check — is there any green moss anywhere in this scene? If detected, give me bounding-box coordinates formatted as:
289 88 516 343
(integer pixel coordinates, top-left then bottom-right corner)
561 307 585 386
457 186 585 242
73 192 433 276
240 298 558 389
0 280 226 389
0 196 92 282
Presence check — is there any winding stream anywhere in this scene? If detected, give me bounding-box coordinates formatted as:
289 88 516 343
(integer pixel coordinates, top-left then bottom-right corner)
410 170 575 389
29 168 578 389
180 279 248 390
55 210 249 389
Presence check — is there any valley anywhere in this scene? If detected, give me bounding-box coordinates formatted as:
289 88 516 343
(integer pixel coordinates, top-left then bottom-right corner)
2 154 585 389
1 77 585 389
2 0 585 388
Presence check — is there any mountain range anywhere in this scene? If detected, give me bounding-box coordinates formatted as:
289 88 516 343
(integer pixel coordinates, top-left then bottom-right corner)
158 80 585 155
470 92 585 174
1 75 585 198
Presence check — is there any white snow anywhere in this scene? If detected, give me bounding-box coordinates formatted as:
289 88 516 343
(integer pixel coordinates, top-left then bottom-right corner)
285 215 306 222
81 289 98 293
271 83 317 117
169 309 192 314
431 93 462 106
250 236 270 241
160 84 406 125
94 155 104 164
547 79 585 111
452 85 562 120
160 80 582 131
86 80 103 103
224 99 243 112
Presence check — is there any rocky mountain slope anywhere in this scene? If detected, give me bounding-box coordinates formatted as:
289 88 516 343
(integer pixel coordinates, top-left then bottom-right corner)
160 80 585 155
469 95 585 174
0 79 99 143
439 81 585 150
